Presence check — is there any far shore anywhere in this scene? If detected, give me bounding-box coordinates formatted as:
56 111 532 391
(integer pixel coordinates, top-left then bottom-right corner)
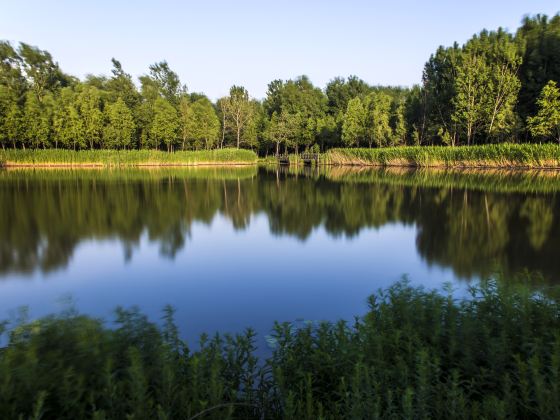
3 144 560 170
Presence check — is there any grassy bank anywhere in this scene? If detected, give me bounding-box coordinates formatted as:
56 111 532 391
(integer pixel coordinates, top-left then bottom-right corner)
0 148 258 167
1 277 559 419
325 144 560 168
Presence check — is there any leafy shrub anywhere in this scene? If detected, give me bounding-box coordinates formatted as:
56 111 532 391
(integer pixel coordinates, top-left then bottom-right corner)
1 278 560 418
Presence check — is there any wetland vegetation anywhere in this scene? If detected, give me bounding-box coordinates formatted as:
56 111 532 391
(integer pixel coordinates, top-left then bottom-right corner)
1 279 559 419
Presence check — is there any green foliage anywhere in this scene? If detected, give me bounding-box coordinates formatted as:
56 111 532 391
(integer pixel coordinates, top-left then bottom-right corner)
23 90 52 149
451 29 521 144
341 97 365 147
104 98 136 150
76 85 103 149
0 148 257 166
1 279 559 418
527 81 560 143
0 13 560 154
326 143 560 168
516 14 560 122
151 98 179 152
364 91 393 147
183 98 220 150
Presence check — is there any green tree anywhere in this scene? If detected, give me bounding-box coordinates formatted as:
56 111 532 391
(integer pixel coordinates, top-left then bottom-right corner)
266 111 300 155
178 96 193 150
325 75 371 115
0 41 27 103
106 59 140 110
516 14 560 124
186 98 220 150
2 102 23 148
151 97 179 152
527 81 560 143
23 91 51 149
451 47 489 145
77 85 103 149
225 86 254 149
146 61 184 106
341 97 366 147
484 29 522 139
18 43 71 101
104 98 136 149
364 92 392 147
392 101 407 146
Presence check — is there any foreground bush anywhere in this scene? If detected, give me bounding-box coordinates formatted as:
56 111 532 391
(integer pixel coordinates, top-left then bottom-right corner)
0 148 258 166
326 143 560 168
1 279 559 419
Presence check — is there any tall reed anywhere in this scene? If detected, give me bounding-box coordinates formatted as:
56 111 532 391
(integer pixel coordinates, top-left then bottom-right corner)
326 144 560 168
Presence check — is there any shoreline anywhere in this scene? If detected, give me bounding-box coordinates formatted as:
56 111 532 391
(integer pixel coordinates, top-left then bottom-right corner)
4 144 560 170
1 162 256 168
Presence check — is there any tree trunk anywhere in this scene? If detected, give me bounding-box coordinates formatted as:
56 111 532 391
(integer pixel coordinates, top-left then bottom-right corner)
221 114 226 149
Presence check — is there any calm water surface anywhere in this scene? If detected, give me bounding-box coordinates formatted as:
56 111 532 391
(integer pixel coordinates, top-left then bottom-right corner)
1 166 559 345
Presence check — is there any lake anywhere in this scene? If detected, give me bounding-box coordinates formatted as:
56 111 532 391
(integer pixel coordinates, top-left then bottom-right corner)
1 166 559 347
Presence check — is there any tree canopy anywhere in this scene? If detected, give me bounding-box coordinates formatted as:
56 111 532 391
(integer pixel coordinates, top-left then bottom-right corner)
1 13 560 153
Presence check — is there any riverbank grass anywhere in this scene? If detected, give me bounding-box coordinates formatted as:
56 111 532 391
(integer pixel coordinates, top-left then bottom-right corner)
0 148 258 167
325 143 560 168
1 277 559 418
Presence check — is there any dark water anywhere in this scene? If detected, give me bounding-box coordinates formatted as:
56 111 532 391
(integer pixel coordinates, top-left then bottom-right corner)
1 166 559 345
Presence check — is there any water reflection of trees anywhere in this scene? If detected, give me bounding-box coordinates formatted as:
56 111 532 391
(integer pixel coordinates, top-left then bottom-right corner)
1 168 559 281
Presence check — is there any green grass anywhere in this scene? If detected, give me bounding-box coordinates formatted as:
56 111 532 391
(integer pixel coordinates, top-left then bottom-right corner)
326 144 560 168
0 148 258 167
1 276 560 419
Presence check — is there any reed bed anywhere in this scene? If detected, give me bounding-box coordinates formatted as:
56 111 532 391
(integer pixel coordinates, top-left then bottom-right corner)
325 144 560 168
0 148 258 167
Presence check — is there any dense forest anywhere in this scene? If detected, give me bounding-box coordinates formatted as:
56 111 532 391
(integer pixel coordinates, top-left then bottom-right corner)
0 14 559 155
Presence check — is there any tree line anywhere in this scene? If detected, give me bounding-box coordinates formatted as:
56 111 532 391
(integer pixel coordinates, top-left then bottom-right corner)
0 13 559 154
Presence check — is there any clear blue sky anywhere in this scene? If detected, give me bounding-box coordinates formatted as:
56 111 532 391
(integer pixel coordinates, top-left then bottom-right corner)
1 0 558 100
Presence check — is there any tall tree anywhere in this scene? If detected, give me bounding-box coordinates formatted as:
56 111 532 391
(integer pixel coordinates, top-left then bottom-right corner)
151 97 179 152
364 92 392 147
421 44 461 144
106 59 140 110
392 101 407 146
76 85 103 149
527 81 560 143
216 97 230 149
0 41 27 103
266 111 299 155
225 86 254 149
146 61 184 106
452 48 489 145
18 43 71 101
516 14 560 125
2 102 22 148
326 76 371 116
104 98 135 149
187 98 220 150
484 29 522 139
341 97 366 147
23 91 51 149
